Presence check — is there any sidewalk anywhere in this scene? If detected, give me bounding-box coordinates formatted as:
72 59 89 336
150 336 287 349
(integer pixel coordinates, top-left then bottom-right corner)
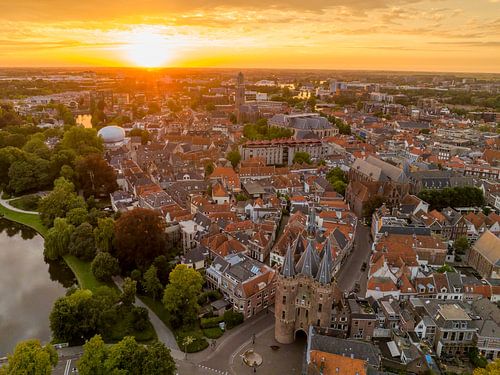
0 195 39 215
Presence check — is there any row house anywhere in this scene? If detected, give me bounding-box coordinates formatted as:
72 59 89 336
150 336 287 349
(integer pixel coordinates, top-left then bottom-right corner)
206 253 276 319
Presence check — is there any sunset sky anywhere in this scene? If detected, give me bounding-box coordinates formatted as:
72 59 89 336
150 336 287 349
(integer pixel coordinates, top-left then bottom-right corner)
1 0 499 72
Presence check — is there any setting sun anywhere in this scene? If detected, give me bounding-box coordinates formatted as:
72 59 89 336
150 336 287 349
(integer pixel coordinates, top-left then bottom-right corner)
124 29 172 68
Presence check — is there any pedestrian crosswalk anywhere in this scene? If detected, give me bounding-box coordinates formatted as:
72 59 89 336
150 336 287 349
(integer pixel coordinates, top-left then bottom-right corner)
198 364 229 375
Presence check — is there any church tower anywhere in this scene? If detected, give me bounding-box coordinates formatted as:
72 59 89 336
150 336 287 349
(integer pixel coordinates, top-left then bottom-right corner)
235 72 245 124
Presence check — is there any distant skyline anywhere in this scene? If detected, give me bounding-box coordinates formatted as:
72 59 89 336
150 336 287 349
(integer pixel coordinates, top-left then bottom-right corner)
1 0 500 72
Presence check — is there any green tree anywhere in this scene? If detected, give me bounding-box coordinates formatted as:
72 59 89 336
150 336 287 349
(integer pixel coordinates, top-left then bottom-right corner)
23 137 51 159
49 289 101 343
94 217 115 252
332 180 347 196
91 252 120 282
204 163 214 177
114 208 167 271
131 306 149 331
104 336 145 375
66 207 88 226
0 147 25 189
121 277 137 307
44 218 75 260
75 154 118 198
77 335 107 375
142 341 176 375
474 358 500 375
60 127 103 156
38 177 86 227
326 167 347 184
69 223 96 261
362 195 385 218
163 265 204 328
7 155 52 195
293 151 311 165
153 255 170 286
454 236 470 255
0 339 57 375
226 150 241 168
143 265 163 300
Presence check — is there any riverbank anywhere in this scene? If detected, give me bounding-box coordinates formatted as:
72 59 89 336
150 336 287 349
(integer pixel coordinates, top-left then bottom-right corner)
0 200 107 292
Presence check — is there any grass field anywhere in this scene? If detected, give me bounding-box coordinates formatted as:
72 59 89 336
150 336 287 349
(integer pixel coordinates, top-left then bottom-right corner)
138 294 170 326
8 195 40 212
0 203 47 236
63 255 115 292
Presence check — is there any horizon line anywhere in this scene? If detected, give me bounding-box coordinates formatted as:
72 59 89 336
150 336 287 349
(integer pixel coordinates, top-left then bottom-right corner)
0 66 499 76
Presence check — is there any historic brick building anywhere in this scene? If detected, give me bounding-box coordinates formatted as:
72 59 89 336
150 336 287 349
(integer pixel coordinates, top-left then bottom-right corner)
275 213 341 344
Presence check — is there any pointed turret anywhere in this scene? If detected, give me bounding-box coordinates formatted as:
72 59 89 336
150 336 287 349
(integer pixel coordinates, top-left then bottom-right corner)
294 233 306 255
282 243 296 278
316 238 333 284
306 204 317 237
295 239 319 277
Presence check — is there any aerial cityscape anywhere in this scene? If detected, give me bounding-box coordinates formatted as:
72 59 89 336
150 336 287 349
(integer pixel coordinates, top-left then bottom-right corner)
0 1 499 375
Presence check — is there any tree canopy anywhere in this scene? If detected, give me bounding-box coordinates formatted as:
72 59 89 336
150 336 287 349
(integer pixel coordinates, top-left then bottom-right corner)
163 264 204 328
418 187 485 210
44 218 75 260
60 127 103 156
293 151 311 165
226 150 241 169
78 335 176 375
75 154 118 198
91 252 120 281
38 177 86 227
0 339 58 375
114 208 167 271
243 119 293 140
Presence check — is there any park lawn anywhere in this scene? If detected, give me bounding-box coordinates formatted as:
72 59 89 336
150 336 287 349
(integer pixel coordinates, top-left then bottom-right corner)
138 294 209 352
63 255 117 293
0 203 47 236
9 195 40 212
105 307 157 344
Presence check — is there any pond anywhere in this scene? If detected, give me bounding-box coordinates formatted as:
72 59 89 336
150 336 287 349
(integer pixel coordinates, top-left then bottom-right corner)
75 114 92 128
0 219 75 356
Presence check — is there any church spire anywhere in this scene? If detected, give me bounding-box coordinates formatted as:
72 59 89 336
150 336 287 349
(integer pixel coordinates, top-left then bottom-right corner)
281 243 296 278
316 238 333 284
296 238 319 278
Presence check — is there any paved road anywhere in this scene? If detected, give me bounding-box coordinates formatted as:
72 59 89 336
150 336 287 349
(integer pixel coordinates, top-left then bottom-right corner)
336 223 372 294
188 310 275 373
113 276 181 353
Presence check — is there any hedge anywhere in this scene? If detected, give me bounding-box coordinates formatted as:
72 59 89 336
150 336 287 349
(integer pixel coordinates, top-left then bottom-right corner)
200 316 224 329
176 329 209 353
203 327 224 339
223 310 244 329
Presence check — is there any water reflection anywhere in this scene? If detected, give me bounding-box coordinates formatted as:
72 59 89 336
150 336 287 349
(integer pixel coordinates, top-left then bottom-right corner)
0 218 74 355
75 114 92 128
0 219 37 240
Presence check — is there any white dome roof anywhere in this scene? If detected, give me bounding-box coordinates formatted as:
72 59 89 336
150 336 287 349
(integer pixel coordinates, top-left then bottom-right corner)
98 126 125 143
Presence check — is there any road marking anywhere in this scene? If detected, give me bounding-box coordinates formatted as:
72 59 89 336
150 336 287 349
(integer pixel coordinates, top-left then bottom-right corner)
198 364 229 374
64 359 72 375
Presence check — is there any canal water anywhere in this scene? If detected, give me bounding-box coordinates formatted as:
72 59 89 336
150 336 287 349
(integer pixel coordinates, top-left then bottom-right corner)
0 219 75 356
75 114 92 128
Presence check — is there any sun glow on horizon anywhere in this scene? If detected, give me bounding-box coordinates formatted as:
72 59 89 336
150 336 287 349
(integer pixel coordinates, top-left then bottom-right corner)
124 29 172 68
